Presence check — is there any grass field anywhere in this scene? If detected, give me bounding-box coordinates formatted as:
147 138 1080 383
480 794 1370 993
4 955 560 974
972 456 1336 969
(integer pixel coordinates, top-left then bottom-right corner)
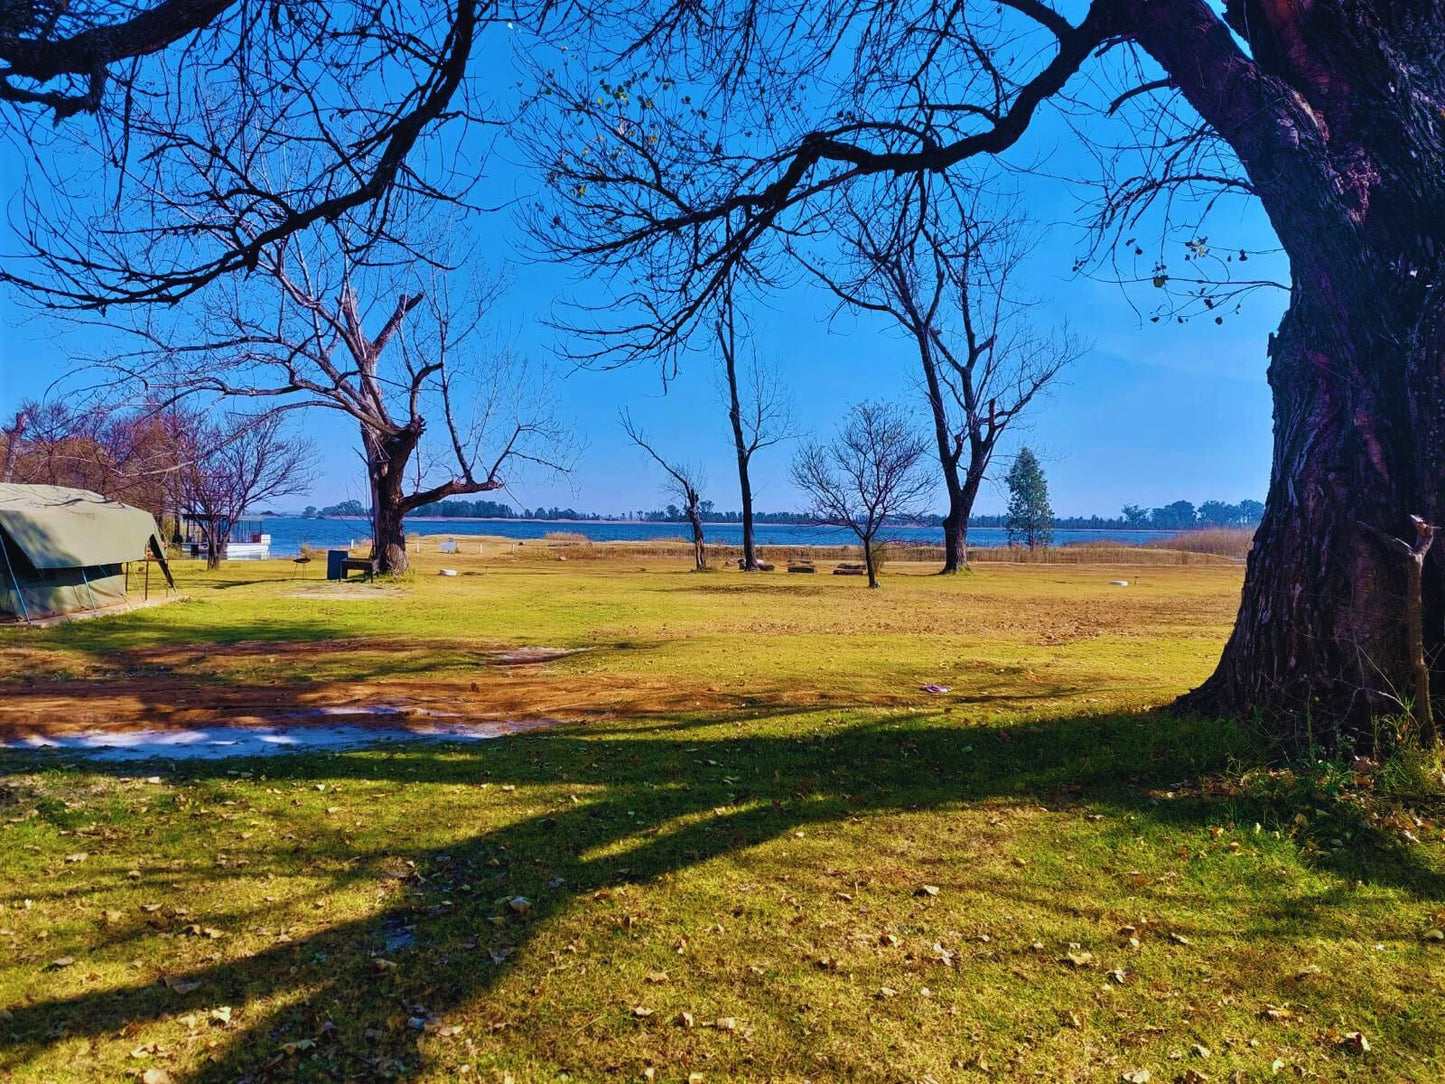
1 550 1442 1083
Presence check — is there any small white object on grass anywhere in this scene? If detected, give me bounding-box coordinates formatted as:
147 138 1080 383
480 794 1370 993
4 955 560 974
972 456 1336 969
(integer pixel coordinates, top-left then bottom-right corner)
1110 580 1130 587
439 568 458 576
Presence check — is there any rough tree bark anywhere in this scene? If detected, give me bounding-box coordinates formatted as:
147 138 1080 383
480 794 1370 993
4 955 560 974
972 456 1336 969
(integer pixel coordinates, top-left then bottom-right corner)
364 421 426 576
1149 0 1445 744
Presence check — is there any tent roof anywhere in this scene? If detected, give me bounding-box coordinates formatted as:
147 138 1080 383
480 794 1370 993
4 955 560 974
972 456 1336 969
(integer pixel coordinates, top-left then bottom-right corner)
0 483 163 569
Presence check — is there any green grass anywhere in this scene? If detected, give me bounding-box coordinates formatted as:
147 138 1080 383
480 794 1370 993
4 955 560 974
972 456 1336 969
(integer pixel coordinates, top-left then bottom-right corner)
1 554 1441 1083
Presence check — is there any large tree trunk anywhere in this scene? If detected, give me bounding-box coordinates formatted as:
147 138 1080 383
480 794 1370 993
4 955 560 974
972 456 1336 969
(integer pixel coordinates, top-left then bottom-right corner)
373 484 409 575
364 422 423 576
1134 0 1445 747
1167 0 1445 745
1183 281 1444 746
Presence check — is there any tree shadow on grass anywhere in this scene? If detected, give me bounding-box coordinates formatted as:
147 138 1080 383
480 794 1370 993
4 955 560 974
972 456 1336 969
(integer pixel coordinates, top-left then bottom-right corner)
1 705 1441 1081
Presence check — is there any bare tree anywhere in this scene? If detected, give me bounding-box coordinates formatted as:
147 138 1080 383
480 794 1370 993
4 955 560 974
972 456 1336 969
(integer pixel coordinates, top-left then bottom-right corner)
176 412 313 570
621 410 708 571
813 203 1085 572
715 288 794 570
3 398 179 517
791 401 932 589
0 2 555 311
1 411 28 483
528 0 1445 744
110 225 573 575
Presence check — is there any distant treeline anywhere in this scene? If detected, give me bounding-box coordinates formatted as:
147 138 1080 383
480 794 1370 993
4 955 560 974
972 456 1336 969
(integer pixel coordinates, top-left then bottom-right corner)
308 499 605 520
303 496 1263 530
972 499 1264 531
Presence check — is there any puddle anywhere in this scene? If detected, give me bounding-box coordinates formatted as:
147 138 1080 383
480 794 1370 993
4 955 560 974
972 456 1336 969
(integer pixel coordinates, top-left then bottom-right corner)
1 720 554 761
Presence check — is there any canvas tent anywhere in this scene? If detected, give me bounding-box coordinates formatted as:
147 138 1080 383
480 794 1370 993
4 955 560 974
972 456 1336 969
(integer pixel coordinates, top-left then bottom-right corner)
0 483 174 621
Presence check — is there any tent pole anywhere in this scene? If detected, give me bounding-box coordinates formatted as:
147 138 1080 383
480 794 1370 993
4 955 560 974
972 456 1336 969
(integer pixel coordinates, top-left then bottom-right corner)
78 564 101 611
0 531 30 625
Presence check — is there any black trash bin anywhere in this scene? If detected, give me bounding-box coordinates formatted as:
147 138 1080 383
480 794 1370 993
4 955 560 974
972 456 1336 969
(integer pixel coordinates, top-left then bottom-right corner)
326 549 350 581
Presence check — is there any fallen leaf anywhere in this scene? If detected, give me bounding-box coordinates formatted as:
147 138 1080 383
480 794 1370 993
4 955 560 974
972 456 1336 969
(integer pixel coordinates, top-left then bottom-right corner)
916 884 940 897
644 971 669 984
675 1011 694 1028
1062 950 1095 969
47 956 76 970
210 1006 232 1026
142 1071 174 1084
1121 1070 1151 1084
630 1005 654 1018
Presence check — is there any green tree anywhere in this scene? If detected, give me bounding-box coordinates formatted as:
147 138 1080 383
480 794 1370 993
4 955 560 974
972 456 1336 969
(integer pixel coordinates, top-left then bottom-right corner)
1005 449 1053 550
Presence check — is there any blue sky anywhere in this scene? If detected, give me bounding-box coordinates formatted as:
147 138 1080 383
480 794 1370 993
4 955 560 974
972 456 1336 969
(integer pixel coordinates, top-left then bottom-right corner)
0 18 1283 519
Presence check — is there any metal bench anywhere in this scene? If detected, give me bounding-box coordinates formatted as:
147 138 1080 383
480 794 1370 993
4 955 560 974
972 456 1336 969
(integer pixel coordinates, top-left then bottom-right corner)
340 556 379 582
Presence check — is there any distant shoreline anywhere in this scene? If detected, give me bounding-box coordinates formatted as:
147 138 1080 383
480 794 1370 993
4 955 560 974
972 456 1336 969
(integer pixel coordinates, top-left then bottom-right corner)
278 514 1184 532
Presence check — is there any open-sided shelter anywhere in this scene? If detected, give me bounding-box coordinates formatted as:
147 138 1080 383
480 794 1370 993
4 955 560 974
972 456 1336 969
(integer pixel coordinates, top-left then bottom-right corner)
0 483 174 621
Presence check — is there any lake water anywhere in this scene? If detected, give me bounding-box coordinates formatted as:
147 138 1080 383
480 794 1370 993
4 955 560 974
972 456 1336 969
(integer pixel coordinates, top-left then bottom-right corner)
246 516 1170 557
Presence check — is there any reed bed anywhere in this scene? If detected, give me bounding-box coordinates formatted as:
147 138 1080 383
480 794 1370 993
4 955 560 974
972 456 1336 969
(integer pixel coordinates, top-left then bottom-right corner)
513 534 1243 567
1144 526 1255 559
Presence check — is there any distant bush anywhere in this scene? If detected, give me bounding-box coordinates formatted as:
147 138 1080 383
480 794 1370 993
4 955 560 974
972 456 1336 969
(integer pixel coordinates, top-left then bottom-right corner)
544 531 592 543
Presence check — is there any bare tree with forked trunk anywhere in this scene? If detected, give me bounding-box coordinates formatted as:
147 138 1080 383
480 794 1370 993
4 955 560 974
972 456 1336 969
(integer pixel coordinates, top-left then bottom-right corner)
530 0 1445 747
791 400 933 589
810 200 1085 572
621 410 708 571
107 225 573 575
